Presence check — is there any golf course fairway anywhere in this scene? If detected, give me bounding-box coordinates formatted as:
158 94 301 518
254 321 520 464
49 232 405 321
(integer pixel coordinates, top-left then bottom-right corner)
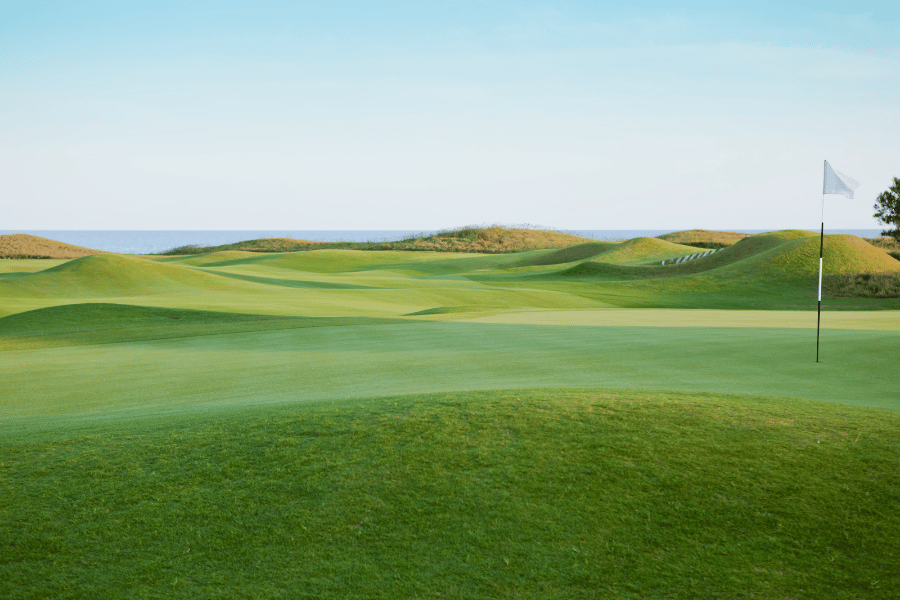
1 230 898 598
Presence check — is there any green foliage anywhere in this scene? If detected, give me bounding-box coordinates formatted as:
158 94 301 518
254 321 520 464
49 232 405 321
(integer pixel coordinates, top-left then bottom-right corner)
874 177 900 242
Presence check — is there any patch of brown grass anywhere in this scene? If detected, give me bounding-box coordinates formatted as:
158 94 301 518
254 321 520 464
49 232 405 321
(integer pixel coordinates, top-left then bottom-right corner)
161 227 594 255
866 237 900 261
866 237 900 251
822 272 900 298
407 226 592 253
0 234 105 259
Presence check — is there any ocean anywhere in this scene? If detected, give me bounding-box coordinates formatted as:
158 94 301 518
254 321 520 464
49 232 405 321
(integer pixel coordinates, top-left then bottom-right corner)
1 229 886 255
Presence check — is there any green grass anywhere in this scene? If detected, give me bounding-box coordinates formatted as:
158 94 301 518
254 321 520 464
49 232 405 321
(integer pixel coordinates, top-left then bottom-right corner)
0 303 405 350
2 389 899 599
2 317 898 422
1 230 899 598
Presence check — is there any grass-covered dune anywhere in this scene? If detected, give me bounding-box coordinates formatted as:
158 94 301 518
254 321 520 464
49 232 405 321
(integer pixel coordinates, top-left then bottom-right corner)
1 229 899 598
0 254 258 299
158 226 595 255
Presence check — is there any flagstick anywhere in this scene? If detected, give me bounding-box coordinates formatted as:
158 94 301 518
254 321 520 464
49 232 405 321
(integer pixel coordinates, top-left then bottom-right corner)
816 192 824 363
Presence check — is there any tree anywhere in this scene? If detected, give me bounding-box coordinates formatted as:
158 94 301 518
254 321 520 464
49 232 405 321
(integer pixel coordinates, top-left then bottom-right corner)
873 177 900 242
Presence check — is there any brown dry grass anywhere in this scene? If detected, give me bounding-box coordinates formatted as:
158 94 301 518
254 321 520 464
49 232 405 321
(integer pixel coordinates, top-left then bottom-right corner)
161 227 594 255
823 272 900 298
866 237 900 252
0 234 105 259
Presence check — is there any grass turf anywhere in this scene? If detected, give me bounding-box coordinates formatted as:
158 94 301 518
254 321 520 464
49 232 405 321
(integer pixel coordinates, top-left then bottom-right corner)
2 389 898 599
1 230 899 598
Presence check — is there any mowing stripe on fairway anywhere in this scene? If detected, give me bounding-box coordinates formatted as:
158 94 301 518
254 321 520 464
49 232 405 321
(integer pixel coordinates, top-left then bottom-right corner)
458 308 900 331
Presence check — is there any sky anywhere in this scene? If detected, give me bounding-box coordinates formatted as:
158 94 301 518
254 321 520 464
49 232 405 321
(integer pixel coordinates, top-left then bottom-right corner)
2 1 898 231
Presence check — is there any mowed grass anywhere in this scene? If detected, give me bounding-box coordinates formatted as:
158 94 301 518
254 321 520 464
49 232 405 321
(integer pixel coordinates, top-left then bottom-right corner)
2 390 899 599
1 229 899 598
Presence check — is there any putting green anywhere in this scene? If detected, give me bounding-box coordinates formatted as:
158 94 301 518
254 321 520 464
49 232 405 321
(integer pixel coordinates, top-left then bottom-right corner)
3 321 897 425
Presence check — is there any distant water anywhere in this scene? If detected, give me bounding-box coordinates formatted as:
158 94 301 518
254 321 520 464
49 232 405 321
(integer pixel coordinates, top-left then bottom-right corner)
1 229 886 255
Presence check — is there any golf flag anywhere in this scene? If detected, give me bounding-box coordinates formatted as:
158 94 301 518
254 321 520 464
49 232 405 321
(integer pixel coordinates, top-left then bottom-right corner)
816 160 861 363
823 160 860 198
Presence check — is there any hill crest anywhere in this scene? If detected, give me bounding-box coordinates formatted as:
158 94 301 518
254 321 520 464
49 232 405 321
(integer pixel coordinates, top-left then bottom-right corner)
0 234 104 259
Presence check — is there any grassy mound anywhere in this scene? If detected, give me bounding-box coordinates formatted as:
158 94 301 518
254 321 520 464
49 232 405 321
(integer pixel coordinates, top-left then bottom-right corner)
518 231 900 309
158 250 260 266
746 234 900 277
193 249 454 274
658 229 750 248
0 303 403 350
589 237 700 265
0 254 243 298
0 234 104 259
517 242 619 266
2 389 898 599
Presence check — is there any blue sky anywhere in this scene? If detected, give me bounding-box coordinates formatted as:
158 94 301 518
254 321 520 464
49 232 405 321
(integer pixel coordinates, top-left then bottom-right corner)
2 1 897 230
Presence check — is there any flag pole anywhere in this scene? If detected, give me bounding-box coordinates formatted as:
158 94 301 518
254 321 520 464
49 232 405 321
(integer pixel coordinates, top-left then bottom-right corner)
817 161 825 363
817 159 859 362
816 213 823 363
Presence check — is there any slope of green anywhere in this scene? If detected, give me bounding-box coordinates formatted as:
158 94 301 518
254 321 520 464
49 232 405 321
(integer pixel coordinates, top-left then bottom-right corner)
193 249 459 274
2 390 898 599
0 259 69 276
3 321 898 421
0 254 250 298
198 269 382 290
0 303 403 350
517 241 619 266
588 236 701 265
157 250 260 266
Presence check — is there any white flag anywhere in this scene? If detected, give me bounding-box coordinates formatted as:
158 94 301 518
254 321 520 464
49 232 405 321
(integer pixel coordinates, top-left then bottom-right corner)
823 160 859 198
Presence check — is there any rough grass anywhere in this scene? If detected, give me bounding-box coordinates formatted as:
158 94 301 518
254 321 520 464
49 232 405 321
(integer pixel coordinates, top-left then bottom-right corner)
866 237 900 252
0 234 104 259
2 389 898 599
157 227 594 256
823 272 900 298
